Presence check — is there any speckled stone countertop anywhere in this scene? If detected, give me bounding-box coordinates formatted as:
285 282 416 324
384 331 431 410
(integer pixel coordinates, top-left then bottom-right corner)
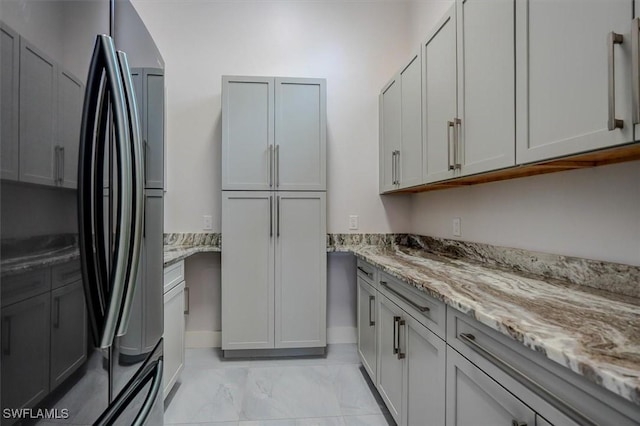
163 233 221 266
1 234 80 277
346 235 640 406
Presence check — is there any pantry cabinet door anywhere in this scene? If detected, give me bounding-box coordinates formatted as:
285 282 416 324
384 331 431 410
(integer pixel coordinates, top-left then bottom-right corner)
222 76 274 190
275 78 326 191
457 0 515 176
423 6 458 183
274 192 326 348
221 192 275 350
516 0 634 164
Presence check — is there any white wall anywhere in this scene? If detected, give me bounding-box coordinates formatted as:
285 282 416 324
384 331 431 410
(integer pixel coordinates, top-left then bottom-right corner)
132 0 414 234
407 0 453 48
411 161 640 265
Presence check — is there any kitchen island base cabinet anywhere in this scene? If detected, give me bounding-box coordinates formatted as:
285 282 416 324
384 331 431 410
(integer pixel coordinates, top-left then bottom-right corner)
446 347 536 426
222 192 326 352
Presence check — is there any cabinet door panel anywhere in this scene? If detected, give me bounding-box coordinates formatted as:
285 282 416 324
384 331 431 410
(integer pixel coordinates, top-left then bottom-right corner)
275 78 326 191
163 280 185 399
458 0 515 176
58 70 83 189
516 0 633 163
380 76 400 193
19 39 57 186
275 192 326 348
376 294 404 425
423 7 458 183
1 23 19 181
50 281 87 390
222 77 274 190
399 53 423 188
144 69 165 189
222 192 275 349
357 278 377 381
405 316 445 426
1 293 51 410
446 347 536 426
143 191 164 351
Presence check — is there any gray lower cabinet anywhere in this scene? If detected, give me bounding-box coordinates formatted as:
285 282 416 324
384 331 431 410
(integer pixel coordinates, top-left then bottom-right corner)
163 261 185 400
357 276 377 381
222 191 327 351
50 280 87 390
1 292 51 411
376 293 404 424
446 347 536 426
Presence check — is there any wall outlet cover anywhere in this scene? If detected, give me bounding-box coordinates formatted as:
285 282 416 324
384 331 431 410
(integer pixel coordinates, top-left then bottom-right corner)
452 217 461 237
349 215 359 230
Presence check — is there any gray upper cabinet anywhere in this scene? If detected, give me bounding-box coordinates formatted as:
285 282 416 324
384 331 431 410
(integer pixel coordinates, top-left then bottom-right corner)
422 6 458 184
1 22 19 181
222 76 326 191
446 347 536 426
57 70 83 189
222 76 274 190
456 0 515 176
516 0 634 164
379 75 401 193
275 78 327 191
399 52 423 189
19 38 57 186
132 68 165 189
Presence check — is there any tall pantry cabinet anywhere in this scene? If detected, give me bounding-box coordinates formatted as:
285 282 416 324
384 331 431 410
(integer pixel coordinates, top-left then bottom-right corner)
221 76 327 353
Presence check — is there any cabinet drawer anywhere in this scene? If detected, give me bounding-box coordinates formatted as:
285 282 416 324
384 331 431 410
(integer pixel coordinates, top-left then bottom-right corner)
2 268 51 307
377 271 445 338
51 261 81 289
447 309 640 426
356 259 376 287
163 260 184 293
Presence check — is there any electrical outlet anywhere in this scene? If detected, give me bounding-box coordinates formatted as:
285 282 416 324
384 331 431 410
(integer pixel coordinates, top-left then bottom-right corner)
203 215 213 230
349 215 359 230
452 217 461 237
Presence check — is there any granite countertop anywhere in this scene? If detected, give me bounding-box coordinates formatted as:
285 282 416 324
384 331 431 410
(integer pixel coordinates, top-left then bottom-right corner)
163 233 221 266
343 236 640 407
1 234 80 277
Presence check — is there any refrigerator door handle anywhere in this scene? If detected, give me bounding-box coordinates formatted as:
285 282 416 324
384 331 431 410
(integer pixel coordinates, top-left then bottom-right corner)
115 50 145 337
78 34 134 349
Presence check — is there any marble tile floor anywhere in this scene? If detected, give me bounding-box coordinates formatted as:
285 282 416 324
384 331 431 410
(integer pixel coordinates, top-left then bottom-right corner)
164 344 394 426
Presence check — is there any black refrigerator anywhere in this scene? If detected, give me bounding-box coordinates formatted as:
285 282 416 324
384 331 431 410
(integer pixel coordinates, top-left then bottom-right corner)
0 0 165 424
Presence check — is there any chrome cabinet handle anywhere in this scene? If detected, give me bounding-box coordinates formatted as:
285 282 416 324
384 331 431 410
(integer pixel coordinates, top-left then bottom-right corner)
357 266 373 279
143 140 148 184
369 295 375 326
115 50 144 338
632 19 640 124
59 146 65 183
459 333 597 426
608 32 624 130
275 144 280 187
269 195 273 237
268 145 273 187
2 317 11 356
276 195 281 237
380 281 430 312
454 118 462 169
393 316 400 354
397 317 406 360
391 151 396 185
395 150 400 185
447 121 455 171
184 287 189 315
53 297 61 329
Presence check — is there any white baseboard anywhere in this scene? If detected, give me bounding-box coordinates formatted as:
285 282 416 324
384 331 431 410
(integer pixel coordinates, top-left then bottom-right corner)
184 327 357 348
327 326 357 344
185 331 221 348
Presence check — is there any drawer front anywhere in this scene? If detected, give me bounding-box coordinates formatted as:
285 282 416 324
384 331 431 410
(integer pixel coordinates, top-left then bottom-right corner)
163 260 184 293
377 271 445 338
356 259 376 287
2 268 51 307
52 261 82 289
447 309 640 426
